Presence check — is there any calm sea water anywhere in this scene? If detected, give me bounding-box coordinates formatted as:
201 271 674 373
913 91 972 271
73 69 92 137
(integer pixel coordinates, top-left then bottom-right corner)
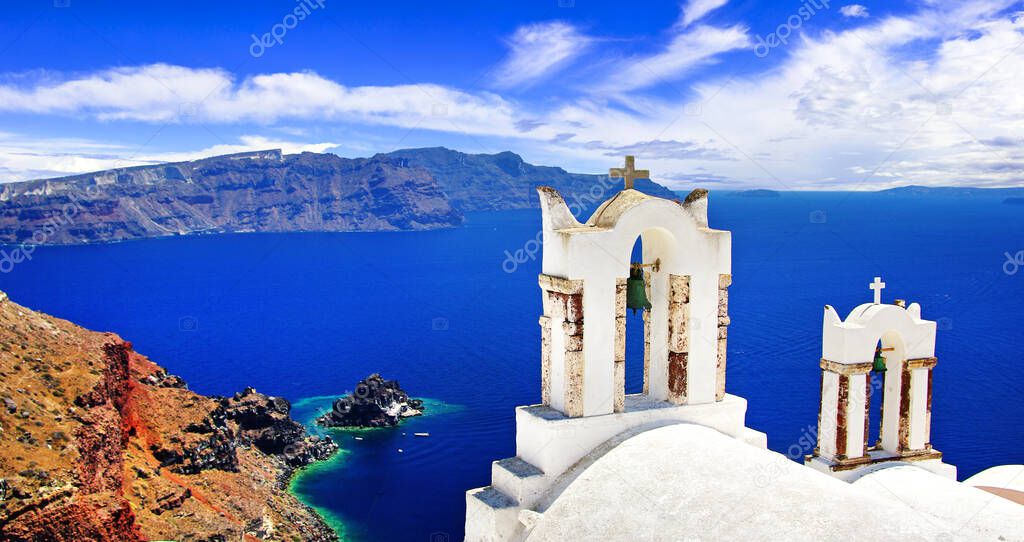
1 192 1022 541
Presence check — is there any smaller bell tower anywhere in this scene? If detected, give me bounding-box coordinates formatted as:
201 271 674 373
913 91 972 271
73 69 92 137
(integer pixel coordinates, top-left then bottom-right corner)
806 278 956 481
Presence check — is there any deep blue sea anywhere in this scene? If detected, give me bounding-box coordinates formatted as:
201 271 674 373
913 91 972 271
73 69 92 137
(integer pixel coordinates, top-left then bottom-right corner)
1 192 1022 541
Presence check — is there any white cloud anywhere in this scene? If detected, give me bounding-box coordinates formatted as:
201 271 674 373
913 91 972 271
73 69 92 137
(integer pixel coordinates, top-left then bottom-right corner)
2 1 1024 189
0 64 525 138
0 133 338 183
679 0 730 28
647 0 1024 189
492 22 592 88
840 4 870 18
595 24 749 94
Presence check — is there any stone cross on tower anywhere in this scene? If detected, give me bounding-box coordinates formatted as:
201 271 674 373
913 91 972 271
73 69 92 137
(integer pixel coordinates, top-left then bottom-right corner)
609 155 650 190
870 276 886 304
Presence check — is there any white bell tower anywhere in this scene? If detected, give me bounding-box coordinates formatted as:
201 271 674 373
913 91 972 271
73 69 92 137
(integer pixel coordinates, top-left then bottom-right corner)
465 157 766 542
806 278 956 481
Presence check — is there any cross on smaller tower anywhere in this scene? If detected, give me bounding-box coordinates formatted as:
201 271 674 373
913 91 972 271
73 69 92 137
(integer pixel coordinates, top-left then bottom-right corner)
869 276 886 305
609 155 650 190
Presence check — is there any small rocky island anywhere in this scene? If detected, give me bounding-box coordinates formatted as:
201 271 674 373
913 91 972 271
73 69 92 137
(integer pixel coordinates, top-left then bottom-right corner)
316 374 424 428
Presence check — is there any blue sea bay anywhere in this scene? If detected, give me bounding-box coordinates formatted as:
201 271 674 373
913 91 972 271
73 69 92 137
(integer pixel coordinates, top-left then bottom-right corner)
1 191 1022 541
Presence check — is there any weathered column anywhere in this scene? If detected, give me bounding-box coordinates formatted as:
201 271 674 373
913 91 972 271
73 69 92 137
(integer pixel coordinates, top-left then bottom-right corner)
901 356 938 453
817 359 873 463
667 274 690 404
863 374 873 455
716 274 731 401
538 274 585 417
642 273 651 395
539 314 552 406
613 277 627 413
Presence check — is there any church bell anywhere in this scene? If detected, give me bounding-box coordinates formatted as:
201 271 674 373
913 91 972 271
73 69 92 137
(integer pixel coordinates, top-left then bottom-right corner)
626 266 652 314
872 346 887 373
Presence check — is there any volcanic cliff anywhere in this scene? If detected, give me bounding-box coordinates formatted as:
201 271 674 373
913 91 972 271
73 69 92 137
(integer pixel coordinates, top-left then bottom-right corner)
0 149 461 245
0 291 338 541
0 148 678 245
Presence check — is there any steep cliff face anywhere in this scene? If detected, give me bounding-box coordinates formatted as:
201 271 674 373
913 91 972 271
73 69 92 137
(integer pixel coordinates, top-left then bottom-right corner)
0 150 462 244
0 148 680 245
0 292 337 541
385 147 680 211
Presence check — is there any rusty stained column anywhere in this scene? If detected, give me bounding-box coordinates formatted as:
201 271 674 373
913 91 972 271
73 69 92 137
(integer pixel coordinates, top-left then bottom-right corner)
836 373 851 458
667 274 690 404
642 272 652 395
900 356 938 453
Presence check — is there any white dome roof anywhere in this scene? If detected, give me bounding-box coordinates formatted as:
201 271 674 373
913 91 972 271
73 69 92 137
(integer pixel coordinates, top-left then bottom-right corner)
525 424 1024 541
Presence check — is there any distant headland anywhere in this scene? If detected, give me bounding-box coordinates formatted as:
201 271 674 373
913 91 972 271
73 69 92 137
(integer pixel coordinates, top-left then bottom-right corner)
0 148 675 246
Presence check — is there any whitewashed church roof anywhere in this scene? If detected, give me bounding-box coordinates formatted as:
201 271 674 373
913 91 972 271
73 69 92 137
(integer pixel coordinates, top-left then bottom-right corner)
525 424 1024 542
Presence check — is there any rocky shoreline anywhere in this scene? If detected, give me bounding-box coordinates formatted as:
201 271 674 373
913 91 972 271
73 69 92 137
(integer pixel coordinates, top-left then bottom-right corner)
0 292 340 541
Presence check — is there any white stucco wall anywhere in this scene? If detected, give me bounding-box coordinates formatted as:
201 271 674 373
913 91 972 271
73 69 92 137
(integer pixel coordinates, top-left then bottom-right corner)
822 303 936 365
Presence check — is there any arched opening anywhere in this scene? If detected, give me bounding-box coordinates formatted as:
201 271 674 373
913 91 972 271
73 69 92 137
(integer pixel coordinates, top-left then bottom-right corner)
872 331 906 455
624 236 646 394
615 225 676 406
866 341 885 450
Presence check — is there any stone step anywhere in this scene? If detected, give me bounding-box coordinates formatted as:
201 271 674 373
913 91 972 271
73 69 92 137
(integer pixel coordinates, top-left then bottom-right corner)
492 457 548 508
465 486 520 542
740 427 768 448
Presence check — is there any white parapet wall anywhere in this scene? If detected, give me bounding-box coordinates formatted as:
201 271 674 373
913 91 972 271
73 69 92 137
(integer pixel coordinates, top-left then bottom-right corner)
516 394 758 477
465 394 767 542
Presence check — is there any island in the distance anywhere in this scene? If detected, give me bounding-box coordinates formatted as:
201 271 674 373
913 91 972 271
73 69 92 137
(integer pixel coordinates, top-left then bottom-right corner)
0 147 677 245
316 374 424 428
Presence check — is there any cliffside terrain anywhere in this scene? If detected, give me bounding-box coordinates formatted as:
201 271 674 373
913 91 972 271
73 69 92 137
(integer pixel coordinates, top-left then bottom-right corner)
0 148 678 245
387 147 679 211
0 150 461 245
0 291 337 541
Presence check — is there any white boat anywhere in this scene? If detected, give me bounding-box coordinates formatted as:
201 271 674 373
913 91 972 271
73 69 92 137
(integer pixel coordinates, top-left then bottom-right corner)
414 432 430 437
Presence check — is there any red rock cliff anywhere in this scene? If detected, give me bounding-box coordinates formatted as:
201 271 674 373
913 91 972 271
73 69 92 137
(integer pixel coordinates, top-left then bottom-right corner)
0 292 337 541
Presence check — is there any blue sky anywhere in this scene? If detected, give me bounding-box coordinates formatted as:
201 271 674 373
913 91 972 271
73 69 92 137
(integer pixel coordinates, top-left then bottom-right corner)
0 0 1022 189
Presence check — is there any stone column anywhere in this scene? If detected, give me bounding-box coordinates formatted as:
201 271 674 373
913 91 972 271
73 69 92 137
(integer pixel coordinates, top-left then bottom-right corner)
538 274 585 418
666 274 690 404
901 357 937 453
716 274 731 401
613 278 627 413
642 273 651 395
863 374 873 455
817 359 873 463
539 314 552 406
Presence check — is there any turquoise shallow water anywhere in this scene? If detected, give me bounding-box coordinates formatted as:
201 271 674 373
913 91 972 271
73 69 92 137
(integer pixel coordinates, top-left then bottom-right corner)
287 397 463 541
1 192 1022 540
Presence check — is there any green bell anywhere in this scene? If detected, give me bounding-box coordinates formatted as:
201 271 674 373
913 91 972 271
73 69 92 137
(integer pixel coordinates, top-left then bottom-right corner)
626 266 652 314
872 347 887 373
